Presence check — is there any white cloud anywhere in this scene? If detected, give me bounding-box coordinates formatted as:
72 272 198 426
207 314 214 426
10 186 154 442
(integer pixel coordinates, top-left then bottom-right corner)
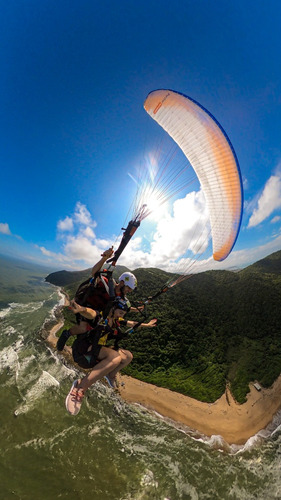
242 176 249 190
36 203 114 269
271 215 281 224
35 196 281 275
116 190 211 272
37 246 70 263
150 190 210 260
63 236 109 264
74 202 97 228
0 222 12 235
82 226 96 239
95 237 115 248
248 174 281 228
0 222 22 240
213 234 281 270
42 192 210 272
57 216 74 232
39 246 53 257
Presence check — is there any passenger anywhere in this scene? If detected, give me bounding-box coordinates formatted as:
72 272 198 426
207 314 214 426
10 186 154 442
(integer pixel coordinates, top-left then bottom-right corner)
65 297 157 415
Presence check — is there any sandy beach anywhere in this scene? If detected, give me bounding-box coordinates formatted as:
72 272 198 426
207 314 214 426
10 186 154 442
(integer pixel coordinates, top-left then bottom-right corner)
47 304 281 445
118 375 281 445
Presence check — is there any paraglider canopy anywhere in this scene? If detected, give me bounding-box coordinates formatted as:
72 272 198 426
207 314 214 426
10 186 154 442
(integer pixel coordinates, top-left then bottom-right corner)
144 89 243 262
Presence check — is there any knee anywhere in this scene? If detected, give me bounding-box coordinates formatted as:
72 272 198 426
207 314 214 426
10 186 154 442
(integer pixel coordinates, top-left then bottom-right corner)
127 351 133 363
122 350 133 363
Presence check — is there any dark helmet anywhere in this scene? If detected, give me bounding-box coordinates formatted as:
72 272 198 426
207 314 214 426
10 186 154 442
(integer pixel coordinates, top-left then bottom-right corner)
112 297 131 312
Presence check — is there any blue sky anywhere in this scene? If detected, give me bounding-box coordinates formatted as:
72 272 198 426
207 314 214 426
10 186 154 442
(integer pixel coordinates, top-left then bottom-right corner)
1 0 281 273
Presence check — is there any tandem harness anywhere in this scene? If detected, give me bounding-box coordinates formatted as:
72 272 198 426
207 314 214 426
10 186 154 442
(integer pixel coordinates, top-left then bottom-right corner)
71 317 127 369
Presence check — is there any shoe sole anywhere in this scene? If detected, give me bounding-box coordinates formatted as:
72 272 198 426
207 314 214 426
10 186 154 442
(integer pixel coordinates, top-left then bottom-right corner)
65 380 80 415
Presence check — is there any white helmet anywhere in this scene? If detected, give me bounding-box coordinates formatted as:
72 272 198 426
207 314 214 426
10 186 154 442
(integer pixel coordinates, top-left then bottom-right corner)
118 272 137 290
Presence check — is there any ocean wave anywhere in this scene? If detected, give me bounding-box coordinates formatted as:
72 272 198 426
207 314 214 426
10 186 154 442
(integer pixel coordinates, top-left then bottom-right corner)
14 426 76 452
38 291 66 335
0 301 46 319
229 410 281 454
15 354 36 382
14 370 60 416
129 402 281 455
0 340 23 372
0 325 17 336
57 289 66 306
10 300 45 313
0 305 12 318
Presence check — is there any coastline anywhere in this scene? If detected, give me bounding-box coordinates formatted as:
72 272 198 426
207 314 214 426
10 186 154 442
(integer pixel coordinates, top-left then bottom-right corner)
46 299 281 446
118 375 281 445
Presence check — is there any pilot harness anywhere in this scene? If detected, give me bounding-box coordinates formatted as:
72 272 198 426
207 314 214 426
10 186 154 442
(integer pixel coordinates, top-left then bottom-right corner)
74 270 116 306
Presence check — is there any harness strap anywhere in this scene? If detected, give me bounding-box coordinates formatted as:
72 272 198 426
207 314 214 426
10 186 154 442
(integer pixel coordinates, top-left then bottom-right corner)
100 275 110 295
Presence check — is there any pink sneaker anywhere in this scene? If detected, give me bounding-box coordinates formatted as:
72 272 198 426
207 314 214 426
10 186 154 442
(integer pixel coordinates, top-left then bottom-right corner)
65 380 85 415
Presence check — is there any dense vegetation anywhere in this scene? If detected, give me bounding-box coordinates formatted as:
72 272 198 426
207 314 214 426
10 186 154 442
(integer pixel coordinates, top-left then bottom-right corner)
46 250 281 404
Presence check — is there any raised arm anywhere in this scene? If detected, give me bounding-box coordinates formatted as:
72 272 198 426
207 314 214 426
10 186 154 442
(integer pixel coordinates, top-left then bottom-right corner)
91 247 114 277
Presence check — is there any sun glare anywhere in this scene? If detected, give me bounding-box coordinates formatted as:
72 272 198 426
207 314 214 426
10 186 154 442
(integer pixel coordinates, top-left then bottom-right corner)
141 185 170 221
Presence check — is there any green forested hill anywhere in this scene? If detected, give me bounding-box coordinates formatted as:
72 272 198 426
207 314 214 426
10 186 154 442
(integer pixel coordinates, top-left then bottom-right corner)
245 249 281 275
46 251 281 404
46 268 93 286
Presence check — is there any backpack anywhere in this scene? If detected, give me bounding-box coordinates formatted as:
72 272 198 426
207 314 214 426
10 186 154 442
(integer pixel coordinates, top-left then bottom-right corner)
74 273 115 312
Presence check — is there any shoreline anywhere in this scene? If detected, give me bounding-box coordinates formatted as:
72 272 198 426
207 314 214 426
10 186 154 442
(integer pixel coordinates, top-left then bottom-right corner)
118 375 281 445
46 299 281 446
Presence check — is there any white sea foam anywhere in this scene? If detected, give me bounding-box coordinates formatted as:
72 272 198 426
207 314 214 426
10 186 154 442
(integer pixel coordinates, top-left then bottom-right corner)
1 325 17 336
57 289 66 306
228 411 281 454
0 301 45 318
0 305 12 318
12 301 45 313
14 370 60 416
271 423 281 437
16 354 36 377
140 470 158 488
130 400 281 455
0 341 23 372
42 370 60 386
88 425 103 436
14 426 76 451
39 290 66 333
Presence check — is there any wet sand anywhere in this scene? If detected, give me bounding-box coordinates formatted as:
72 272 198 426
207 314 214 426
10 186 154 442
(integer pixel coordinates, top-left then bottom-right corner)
47 306 281 445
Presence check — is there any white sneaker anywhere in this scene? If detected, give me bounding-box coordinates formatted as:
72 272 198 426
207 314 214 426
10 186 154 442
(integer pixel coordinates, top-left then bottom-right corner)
65 380 85 415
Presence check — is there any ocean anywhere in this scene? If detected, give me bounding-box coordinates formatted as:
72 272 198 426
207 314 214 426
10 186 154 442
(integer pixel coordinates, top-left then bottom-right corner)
1 255 281 500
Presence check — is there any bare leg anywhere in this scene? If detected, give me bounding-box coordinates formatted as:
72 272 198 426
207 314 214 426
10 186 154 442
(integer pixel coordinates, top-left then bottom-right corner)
106 349 133 381
65 347 122 416
77 347 122 392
